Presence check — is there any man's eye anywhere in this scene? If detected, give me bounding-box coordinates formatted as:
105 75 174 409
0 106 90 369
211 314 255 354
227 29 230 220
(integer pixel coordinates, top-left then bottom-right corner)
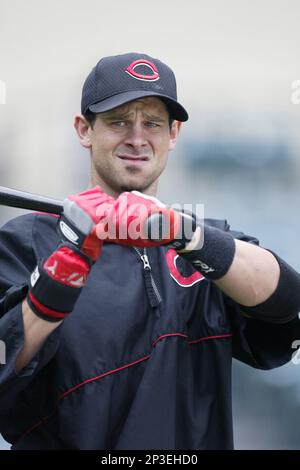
111 121 126 127
145 122 159 128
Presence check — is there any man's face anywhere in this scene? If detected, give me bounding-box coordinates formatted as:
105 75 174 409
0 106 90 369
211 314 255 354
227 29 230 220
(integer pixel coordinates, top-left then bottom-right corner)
75 97 181 196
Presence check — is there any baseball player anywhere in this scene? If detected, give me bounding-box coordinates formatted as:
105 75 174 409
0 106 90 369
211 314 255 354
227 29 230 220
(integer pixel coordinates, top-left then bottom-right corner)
0 52 300 450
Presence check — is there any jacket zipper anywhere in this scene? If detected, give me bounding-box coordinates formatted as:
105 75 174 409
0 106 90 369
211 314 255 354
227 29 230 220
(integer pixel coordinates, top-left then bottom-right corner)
133 247 162 308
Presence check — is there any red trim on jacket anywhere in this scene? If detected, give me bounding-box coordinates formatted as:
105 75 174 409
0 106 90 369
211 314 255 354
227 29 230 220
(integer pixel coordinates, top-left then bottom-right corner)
14 332 232 445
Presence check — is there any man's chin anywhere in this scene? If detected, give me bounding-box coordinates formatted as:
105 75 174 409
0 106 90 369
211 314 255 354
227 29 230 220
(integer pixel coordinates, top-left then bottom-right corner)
119 183 148 193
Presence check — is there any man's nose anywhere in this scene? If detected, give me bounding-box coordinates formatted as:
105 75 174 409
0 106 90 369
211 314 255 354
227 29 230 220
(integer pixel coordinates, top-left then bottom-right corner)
124 123 148 148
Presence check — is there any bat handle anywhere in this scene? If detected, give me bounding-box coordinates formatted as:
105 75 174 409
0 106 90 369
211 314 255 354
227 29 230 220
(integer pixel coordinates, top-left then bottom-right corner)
0 186 63 214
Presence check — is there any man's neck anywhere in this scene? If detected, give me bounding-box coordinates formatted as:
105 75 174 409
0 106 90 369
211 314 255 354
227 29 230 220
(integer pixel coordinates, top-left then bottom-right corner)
89 177 158 198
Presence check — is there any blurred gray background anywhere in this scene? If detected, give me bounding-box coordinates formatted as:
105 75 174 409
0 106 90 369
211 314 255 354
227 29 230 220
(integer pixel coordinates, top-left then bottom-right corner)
1 0 300 449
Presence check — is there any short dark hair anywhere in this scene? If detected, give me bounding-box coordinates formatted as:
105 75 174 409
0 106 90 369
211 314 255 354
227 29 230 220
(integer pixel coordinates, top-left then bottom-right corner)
83 110 97 128
83 110 175 130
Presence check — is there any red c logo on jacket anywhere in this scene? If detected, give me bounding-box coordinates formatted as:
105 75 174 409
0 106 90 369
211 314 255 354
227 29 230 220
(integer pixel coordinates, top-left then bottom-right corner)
165 248 204 287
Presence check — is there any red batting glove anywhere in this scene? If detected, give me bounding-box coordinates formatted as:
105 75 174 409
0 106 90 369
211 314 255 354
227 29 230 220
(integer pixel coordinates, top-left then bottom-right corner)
58 186 115 261
27 186 114 322
96 191 182 248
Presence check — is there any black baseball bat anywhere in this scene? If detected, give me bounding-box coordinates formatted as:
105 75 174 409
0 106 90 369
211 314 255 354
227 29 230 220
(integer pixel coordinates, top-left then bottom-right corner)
0 186 190 244
0 186 63 215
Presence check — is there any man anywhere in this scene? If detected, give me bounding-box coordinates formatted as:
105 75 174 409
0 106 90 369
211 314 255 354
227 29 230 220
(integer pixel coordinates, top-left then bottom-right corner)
0 52 300 450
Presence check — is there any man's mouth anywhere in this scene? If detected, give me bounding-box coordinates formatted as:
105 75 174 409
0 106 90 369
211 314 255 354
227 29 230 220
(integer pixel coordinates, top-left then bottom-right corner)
117 154 150 162
117 155 150 165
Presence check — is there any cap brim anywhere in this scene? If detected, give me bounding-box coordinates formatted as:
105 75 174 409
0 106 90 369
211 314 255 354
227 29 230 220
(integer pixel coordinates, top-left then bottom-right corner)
88 90 188 122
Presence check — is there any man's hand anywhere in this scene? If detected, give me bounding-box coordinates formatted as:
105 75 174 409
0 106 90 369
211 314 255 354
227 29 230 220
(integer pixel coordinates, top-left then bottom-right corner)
97 191 183 248
27 186 114 322
58 186 114 261
98 190 236 280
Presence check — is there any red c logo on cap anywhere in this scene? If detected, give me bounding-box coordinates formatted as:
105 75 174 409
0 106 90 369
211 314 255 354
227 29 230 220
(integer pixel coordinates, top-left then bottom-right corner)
126 60 159 81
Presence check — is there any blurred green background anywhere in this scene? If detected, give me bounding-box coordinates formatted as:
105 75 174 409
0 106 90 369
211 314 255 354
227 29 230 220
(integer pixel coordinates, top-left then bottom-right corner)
1 0 300 449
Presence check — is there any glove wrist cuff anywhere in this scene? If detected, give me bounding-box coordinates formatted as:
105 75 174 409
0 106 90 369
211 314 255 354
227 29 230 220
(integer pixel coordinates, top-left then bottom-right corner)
27 246 90 322
27 291 70 322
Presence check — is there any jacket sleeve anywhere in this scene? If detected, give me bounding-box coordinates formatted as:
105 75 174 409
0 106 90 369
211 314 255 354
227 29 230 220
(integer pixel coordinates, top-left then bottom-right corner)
0 214 62 406
222 220 300 369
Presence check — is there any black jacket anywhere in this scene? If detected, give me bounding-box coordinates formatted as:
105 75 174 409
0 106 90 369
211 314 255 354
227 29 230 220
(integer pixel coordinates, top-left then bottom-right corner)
0 213 299 449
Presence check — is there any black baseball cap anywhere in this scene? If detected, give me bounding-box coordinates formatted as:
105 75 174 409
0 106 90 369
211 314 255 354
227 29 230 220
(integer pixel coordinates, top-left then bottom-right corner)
81 52 188 122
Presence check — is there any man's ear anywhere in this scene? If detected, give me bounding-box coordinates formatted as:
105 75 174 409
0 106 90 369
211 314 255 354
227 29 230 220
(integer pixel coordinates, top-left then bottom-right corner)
168 121 182 151
74 115 93 149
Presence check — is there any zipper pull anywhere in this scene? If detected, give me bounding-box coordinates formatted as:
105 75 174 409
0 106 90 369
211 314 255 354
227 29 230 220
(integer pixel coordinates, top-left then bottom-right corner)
141 254 151 271
134 248 162 308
